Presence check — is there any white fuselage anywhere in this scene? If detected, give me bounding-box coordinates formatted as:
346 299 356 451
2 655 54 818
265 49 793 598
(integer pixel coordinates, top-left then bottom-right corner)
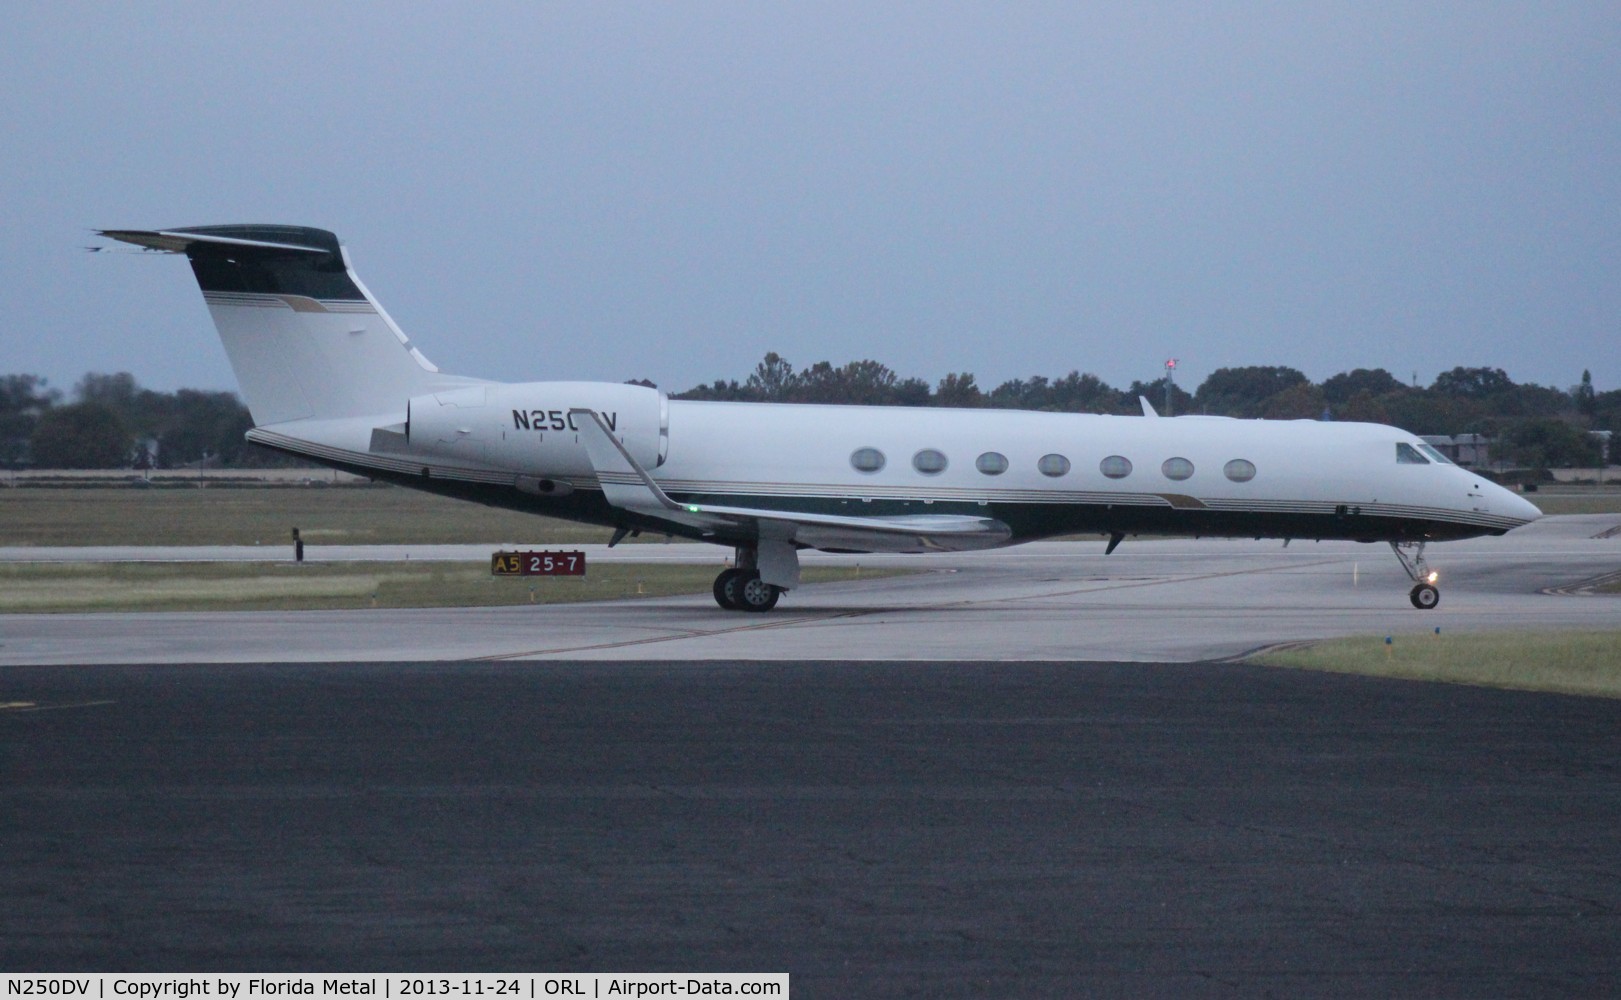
101 222 1543 607
250 389 1540 546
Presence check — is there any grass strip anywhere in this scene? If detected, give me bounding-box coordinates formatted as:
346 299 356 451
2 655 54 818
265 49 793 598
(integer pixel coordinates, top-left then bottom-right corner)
1253 630 1621 699
1529 494 1621 516
5 485 1620 548
0 486 637 547
0 561 896 613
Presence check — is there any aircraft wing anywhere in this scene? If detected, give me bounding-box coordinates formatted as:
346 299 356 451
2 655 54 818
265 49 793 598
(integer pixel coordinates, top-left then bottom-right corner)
569 408 1011 553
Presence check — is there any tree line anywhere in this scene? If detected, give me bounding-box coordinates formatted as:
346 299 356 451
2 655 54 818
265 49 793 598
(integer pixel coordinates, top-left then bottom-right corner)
674 355 1615 468
0 372 287 471
3 360 1616 470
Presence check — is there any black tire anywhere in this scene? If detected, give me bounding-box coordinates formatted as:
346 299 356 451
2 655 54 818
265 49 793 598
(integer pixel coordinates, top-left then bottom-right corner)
736 571 781 613
1409 583 1440 610
713 568 743 610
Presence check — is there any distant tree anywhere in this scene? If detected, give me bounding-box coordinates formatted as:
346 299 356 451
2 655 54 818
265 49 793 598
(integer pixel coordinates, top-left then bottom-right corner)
75 371 170 432
987 376 1051 410
1321 368 1403 406
30 401 131 469
158 389 254 466
1374 389 1478 436
745 352 798 401
1573 369 1596 419
1048 371 1125 413
789 360 874 404
1336 390 1393 425
0 374 60 466
671 378 751 401
1593 387 1621 437
891 377 932 407
1431 366 1515 400
1193 366 1309 417
1261 382 1327 420
827 359 901 406
1500 419 1602 469
934 372 984 408
1497 382 1572 420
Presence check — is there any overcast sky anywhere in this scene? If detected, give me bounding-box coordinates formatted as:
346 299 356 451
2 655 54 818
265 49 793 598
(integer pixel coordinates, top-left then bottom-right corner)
4 2 1618 400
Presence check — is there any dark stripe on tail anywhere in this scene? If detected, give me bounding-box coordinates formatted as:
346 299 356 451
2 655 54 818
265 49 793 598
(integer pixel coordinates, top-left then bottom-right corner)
175 225 366 301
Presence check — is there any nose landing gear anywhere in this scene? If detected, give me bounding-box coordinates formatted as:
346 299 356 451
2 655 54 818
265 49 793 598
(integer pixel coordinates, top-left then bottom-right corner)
1389 541 1440 610
1409 581 1440 609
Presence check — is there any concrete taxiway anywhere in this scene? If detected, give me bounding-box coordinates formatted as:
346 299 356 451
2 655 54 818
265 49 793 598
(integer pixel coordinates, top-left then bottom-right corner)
0 515 1616 665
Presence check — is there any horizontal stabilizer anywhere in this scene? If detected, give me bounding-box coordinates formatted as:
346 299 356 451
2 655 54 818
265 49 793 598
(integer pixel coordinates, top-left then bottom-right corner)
98 225 339 256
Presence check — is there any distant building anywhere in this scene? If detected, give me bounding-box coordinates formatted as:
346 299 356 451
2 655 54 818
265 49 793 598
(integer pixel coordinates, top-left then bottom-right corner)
1420 434 1491 468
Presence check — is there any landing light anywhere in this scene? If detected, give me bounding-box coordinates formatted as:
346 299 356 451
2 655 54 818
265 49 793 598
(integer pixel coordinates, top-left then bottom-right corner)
1426 571 1439 584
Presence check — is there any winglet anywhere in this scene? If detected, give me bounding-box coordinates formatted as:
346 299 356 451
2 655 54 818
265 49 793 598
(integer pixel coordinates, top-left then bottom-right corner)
569 407 684 513
1139 396 1159 418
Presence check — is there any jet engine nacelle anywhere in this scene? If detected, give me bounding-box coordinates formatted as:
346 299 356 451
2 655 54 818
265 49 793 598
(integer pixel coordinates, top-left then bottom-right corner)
406 380 668 478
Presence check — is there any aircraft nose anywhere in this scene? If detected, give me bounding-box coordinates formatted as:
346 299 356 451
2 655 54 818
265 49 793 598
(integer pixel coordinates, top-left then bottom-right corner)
1491 480 1543 525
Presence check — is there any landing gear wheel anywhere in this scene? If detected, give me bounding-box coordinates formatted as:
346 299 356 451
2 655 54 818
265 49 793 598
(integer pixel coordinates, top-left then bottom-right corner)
736 571 781 613
713 568 743 610
1409 583 1440 610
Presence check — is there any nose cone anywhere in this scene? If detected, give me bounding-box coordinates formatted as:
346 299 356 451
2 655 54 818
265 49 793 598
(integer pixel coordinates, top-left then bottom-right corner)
1491 481 1543 526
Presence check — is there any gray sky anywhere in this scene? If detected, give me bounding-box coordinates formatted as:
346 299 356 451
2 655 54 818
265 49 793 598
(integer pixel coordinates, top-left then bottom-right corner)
4 2 1618 400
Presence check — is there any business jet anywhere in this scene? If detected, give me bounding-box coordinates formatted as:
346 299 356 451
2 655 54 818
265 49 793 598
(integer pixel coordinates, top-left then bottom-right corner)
98 224 1541 612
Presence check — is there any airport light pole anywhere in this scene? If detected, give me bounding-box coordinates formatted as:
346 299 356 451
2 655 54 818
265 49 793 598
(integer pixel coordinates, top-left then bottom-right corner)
1164 358 1178 417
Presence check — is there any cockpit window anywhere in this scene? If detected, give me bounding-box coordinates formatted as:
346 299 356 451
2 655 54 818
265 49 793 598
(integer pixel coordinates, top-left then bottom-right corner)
1417 443 1454 465
1396 443 1430 465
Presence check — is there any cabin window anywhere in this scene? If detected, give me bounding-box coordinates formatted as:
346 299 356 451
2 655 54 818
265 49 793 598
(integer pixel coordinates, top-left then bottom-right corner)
1396 443 1429 465
850 447 886 473
1100 455 1132 479
1417 443 1454 465
976 451 1008 475
1223 459 1256 483
913 449 948 475
1037 453 1071 477
1162 457 1194 481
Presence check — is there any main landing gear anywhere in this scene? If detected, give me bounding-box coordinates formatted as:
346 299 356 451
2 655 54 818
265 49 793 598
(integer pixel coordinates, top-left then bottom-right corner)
712 545 787 612
712 567 781 612
1389 541 1440 610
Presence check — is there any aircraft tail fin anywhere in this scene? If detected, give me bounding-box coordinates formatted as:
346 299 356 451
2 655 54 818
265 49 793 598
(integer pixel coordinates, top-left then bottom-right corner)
98 225 479 426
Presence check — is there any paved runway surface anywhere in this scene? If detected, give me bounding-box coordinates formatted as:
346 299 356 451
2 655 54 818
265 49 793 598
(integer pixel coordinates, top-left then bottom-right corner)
4 660 1620 994
3 515 1618 664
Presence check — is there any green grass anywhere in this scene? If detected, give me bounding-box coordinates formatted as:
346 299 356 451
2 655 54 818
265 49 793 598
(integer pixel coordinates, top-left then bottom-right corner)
1254 631 1621 699
0 485 630 546
0 561 890 613
1520 488 1621 516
